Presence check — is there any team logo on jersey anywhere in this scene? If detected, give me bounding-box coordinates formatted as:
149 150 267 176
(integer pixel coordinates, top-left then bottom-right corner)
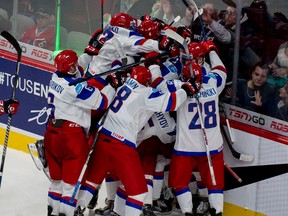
111 132 124 141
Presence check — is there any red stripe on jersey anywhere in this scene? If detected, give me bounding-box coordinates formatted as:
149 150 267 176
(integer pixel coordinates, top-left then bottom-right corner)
212 65 227 73
135 38 149 46
170 92 177 111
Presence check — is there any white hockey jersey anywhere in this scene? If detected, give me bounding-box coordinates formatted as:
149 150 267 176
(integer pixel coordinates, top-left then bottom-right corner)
136 111 176 145
101 77 187 149
47 71 115 131
86 25 161 77
174 51 227 155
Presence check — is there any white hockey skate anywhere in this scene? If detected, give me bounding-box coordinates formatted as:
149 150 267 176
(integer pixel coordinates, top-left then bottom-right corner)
27 139 50 180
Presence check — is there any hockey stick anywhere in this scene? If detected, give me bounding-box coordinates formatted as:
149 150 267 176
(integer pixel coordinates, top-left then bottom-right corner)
100 0 104 30
70 111 108 203
224 163 242 183
181 0 206 39
0 31 22 188
68 52 169 86
168 15 181 26
164 29 216 185
220 123 254 162
220 102 235 143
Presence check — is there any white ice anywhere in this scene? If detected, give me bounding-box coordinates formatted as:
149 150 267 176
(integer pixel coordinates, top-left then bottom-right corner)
0 148 183 216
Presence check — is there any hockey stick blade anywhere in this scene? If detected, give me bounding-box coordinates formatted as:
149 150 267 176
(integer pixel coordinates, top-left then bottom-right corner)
221 123 254 162
1 31 22 61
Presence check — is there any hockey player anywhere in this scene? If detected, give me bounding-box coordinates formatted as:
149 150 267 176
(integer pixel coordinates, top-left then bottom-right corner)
168 40 227 216
76 65 196 216
0 99 19 115
85 13 176 80
44 50 116 216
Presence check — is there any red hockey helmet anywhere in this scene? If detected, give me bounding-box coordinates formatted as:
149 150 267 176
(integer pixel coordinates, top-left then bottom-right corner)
110 13 134 29
182 62 202 90
138 20 160 40
131 66 152 86
54 50 78 73
188 42 205 60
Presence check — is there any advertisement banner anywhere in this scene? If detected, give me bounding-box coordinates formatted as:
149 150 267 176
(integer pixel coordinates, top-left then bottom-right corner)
0 57 51 136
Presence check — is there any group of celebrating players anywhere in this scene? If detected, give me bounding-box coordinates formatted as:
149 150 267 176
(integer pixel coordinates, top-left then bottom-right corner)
31 12 227 216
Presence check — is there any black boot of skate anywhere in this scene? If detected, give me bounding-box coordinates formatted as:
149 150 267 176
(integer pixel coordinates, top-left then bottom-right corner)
94 199 114 215
142 204 157 216
87 189 99 210
74 206 86 216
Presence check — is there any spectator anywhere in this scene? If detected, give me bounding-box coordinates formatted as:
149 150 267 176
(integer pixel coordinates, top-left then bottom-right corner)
268 41 288 88
0 8 11 32
276 83 288 121
154 0 177 24
173 5 197 28
235 62 279 116
20 6 55 50
127 0 155 19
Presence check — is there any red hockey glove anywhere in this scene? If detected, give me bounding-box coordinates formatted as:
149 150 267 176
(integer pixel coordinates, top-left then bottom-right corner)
106 73 122 89
158 35 174 52
200 40 218 55
168 44 180 58
144 51 161 67
84 29 105 56
181 82 197 96
2 99 20 115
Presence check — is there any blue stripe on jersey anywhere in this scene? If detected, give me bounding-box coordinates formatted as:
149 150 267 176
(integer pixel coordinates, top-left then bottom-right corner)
167 129 176 136
146 179 153 187
154 173 164 180
126 200 143 210
48 192 61 201
148 88 164 99
165 92 176 112
175 187 190 196
166 81 177 92
129 31 142 37
116 189 127 200
61 197 76 207
134 38 148 46
101 127 136 149
79 185 95 195
112 59 122 68
172 149 221 156
147 118 154 127
105 177 117 182
76 85 96 100
208 189 223 194
203 72 223 88
98 93 107 110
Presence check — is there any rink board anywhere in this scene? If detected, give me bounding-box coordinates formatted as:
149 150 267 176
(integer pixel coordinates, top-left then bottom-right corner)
1 42 288 215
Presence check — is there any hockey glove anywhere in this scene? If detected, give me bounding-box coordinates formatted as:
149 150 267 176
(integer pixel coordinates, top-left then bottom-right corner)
144 51 161 67
84 29 105 56
181 82 197 96
3 99 20 115
106 73 122 89
200 40 219 55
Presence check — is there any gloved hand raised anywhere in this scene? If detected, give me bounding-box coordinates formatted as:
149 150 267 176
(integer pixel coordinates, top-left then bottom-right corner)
84 29 105 56
200 40 218 55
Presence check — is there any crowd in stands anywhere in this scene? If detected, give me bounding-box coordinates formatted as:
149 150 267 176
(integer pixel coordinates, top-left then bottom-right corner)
1 0 287 121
